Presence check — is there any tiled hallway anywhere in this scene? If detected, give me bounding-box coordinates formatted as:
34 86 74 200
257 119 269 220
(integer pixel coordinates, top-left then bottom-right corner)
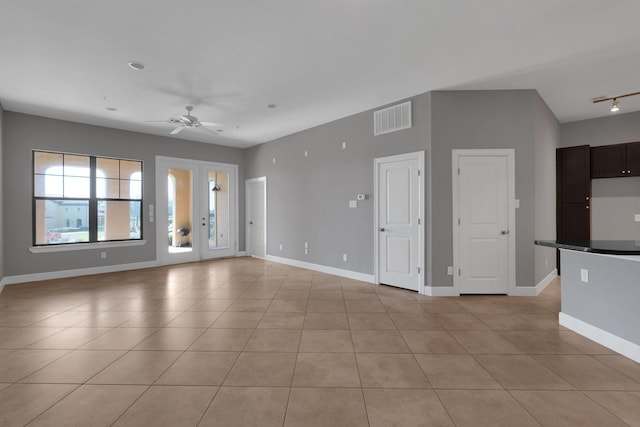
0 257 639 426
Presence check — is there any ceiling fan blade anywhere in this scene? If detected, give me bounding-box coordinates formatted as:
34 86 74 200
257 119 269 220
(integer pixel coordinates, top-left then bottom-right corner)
201 126 221 135
200 122 223 127
170 126 184 135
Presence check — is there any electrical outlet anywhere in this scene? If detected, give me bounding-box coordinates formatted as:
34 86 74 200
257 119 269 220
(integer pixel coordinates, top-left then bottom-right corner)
305 248 308 255
447 266 453 276
272 157 276 164
304 242 308 249
580 269 589 283
279 244 283 251
100 251 107 259
342 142 347 150
343 254 348 262
635 214 640 222
304 150 308 157
349 200 357 208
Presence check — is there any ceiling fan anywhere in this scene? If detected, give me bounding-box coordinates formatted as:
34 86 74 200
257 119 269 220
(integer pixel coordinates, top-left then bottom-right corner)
149 105 222 135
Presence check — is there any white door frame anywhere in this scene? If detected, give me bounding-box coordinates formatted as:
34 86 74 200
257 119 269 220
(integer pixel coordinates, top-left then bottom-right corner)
155 155 239 265
245 176 267 259
452 149 516 295
374 151 425 294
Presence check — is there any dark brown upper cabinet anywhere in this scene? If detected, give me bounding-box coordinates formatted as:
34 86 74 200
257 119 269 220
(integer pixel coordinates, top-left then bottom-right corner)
591 142 640 178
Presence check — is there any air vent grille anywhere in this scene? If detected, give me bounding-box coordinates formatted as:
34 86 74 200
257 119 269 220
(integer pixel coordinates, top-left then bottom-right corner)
374 101 412 136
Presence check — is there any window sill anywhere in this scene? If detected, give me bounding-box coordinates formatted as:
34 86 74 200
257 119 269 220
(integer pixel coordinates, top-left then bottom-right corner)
29 240 147 254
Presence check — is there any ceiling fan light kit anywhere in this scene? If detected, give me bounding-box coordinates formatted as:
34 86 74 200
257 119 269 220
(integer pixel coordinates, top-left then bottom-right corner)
147 105 223 135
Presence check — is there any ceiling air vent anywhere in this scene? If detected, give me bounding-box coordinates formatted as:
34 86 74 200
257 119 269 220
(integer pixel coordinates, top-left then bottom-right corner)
374 101 412 136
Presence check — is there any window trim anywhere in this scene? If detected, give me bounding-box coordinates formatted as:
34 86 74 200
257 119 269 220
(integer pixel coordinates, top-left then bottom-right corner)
30 240 147 253
32 150 144 247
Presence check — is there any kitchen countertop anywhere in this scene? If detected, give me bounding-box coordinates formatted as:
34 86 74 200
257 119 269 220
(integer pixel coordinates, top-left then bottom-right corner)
534 240 640 255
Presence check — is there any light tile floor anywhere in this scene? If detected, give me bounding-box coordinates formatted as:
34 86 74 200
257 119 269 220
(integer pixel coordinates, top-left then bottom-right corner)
0 257 639 426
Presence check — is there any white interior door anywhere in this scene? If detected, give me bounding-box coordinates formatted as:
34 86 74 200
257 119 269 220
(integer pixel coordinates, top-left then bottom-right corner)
156 156 237 265
454 151 514 294
246 177 266 258
375 152 423 291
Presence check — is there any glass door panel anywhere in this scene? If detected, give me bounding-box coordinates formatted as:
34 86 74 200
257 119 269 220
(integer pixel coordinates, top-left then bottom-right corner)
201 165 236 259
168 168 194 254
207 170 230 250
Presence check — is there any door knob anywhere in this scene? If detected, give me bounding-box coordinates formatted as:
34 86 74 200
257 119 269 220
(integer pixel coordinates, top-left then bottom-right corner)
249 221 253 225
379 227 385 232
501 229 509 235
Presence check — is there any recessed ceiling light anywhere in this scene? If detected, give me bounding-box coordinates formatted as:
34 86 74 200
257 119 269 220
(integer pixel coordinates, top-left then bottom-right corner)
106 107 117 111
128 61 145 70
267 104 276 109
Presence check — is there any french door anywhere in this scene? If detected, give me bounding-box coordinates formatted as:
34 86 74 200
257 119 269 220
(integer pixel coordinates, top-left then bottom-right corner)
156 156 238 265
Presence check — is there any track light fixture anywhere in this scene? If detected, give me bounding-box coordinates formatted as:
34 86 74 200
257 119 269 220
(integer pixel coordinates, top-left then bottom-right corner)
610 99 620 113
593 90 640 113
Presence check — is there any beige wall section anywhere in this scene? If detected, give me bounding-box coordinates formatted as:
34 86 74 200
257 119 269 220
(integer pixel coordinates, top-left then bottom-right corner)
35 201 46 244
104 202 131 240
170 168 193 246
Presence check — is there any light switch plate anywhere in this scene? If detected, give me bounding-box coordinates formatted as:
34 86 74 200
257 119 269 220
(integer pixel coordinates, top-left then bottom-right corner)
349 200 357 208
580 269 589 283
635 214 640 222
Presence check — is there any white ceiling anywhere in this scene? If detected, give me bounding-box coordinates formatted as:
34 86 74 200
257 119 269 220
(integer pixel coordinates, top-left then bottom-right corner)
1 1 639 147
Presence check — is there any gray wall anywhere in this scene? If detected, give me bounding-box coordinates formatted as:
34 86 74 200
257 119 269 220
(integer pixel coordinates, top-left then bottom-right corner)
0 103 4 282
3 112 245 277
560 110 640 241
244 93 432 278
533 94 559 282
430 90 541 288
561 249 640 346
560 110 640 148
246 89 558 289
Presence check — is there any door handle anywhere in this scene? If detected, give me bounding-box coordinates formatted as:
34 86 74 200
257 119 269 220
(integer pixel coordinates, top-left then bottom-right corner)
501 229 509 235
249 221 253 225
379 227 386 232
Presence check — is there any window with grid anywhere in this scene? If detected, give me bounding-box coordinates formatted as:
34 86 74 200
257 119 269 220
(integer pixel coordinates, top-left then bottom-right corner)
33 150 143 245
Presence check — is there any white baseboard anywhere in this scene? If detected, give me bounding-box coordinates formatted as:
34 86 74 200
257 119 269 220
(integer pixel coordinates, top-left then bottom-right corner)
559 312 640 363
0 261 160 289
423 286 458 296
509 268 557 296
236 251 248 257
264 255 375 283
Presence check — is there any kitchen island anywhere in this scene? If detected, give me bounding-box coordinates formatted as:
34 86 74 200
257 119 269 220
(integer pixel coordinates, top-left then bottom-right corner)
535 240 640 362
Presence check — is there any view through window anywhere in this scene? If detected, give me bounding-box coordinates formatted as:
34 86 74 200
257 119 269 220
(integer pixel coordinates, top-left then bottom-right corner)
33 151 142 245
